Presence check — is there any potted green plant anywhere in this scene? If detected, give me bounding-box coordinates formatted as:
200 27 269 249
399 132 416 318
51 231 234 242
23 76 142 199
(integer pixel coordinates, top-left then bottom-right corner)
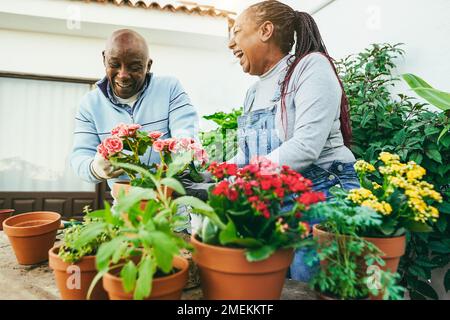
75 159 210 300
304 194 405 300
188 157 325 300
48 208 112 300
98 123 207 200
347 152 443 274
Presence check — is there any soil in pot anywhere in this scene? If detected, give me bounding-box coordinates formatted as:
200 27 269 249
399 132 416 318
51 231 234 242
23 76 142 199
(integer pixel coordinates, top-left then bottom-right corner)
0 209 15 231
3 211 61 265
191 234 294 300
102 255 189 300
48 246 108 300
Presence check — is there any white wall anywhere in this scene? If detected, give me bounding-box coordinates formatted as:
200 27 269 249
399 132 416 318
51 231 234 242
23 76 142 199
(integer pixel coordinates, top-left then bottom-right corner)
0 28 255 131
313 0 450 100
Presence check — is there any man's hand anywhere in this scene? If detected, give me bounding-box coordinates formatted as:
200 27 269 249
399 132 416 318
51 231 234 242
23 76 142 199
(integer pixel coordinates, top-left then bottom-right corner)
90 152 125 180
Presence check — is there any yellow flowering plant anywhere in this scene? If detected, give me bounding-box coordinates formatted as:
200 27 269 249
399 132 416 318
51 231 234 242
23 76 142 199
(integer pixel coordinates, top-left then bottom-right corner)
349 152 443 236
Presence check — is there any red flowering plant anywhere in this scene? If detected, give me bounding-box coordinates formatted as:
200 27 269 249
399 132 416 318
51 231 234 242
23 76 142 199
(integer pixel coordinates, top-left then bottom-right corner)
97 123 208 188
192 156 326 261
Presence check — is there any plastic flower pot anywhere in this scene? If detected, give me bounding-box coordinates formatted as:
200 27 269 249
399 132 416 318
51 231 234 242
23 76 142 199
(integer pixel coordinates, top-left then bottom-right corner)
3 211 61 265
191 234 294 300
102 255 189 300
48 246 108 300
0 209 14 231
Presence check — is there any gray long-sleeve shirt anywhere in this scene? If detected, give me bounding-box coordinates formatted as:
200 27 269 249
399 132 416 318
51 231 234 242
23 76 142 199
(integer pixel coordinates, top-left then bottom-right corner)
232 52 355 172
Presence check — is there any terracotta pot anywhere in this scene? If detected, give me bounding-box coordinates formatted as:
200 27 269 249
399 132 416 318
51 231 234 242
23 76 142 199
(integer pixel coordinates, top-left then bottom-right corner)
0 209 15 231
111 181 132 199
362 235 406 273
191 234 294 300
48 246 108 300
363 234 406 300
313 224 406 300
313 225 405 272
3 211 61 265
102 255 189 300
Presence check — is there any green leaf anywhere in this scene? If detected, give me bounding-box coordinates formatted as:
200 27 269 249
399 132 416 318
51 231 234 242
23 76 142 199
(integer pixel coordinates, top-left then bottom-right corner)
200 217 219 244
414 280 439 300
429 241 450 254
134 256 154 300
414 258 440 268
424 126 441 137
402 74 450 111
160 177 185 195
227 209 251 216
408 265 430 280
437 124 450 144
440 133 450 148
173 196 214 212
72 222 106 249
425 148 442 164
120 261 137 293
110 160 153 179
112 241 129 264
438 202 450 214
219 220 238 245
142 201 158 224
245 245 276 262
379 223 396 236
444 269 450 292
115 187 156 214
436 216 447 233
167 152 192 177
144 231 178 273
409 152 423 165
402 220 433 233
96 236 127 271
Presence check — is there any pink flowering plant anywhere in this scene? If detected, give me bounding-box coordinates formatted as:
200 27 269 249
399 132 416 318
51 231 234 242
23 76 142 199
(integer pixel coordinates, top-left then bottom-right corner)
97 123 208 187
192 157 326 261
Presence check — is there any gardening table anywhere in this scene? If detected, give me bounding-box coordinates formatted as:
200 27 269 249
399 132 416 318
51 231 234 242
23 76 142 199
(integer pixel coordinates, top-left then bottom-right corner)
0 232 317 300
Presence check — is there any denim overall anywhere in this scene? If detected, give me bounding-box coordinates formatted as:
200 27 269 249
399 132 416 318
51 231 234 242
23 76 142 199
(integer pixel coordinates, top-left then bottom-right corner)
237 74 360 282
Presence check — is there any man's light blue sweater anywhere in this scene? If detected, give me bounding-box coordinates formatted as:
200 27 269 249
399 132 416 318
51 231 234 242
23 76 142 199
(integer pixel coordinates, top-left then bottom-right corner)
70 73 199 188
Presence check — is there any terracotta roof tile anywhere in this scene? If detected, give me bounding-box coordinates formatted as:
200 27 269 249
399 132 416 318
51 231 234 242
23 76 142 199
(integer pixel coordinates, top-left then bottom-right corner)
78 0 236 18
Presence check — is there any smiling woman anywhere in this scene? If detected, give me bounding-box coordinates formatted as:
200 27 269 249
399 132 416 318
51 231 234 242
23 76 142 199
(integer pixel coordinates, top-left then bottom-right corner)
226 0 360 282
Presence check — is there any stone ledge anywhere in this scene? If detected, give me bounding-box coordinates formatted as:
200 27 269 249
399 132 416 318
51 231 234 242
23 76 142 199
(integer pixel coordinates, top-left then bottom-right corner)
0 231 317 300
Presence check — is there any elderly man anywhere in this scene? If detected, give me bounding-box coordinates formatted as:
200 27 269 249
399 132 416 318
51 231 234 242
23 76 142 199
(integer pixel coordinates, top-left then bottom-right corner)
70 29 199 188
